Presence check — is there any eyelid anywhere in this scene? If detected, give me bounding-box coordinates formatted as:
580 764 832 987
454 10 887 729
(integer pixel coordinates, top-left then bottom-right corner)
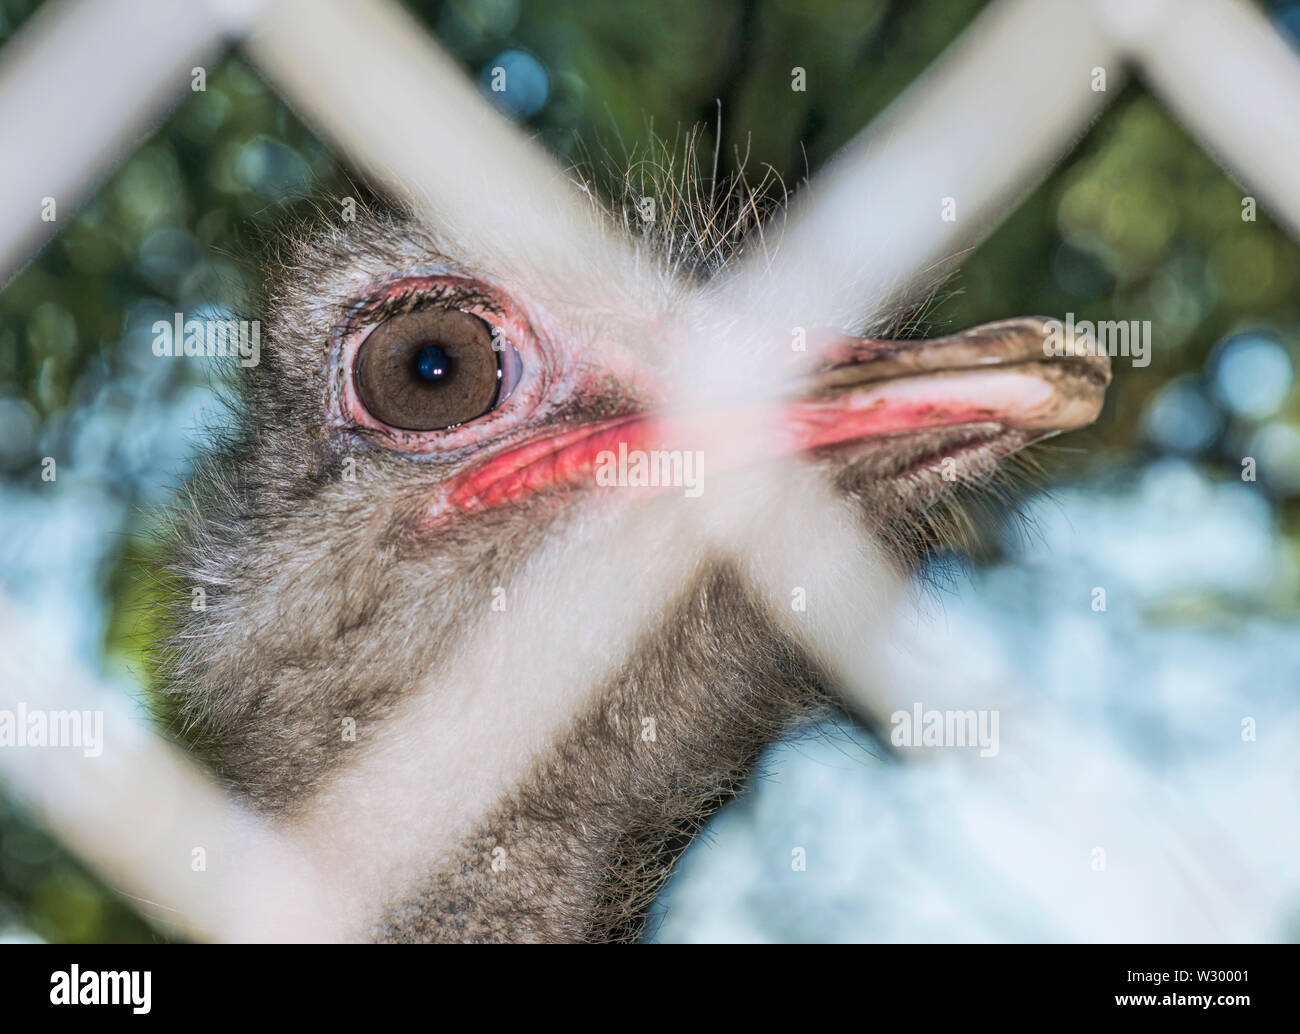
344 280 502 339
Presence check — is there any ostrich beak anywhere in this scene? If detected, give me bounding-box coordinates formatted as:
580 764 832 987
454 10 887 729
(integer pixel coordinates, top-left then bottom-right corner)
445 317 1110 513
788 316 1110 449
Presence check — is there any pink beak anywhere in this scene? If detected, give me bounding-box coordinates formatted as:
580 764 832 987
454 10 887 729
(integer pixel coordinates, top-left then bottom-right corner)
445 317 1110 513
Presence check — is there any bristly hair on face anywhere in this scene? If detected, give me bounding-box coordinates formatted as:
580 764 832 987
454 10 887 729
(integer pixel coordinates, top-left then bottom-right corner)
133 132 1067 943
144 134 1047 752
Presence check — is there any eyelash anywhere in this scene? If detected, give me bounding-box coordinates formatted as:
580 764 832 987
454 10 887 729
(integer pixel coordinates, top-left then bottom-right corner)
343 282 503 338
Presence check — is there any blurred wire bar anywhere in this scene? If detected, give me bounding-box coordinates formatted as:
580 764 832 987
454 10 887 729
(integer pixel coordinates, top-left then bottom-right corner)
1102 0 1300 240
0 600 343 942
721 0 1124 331
241 0 637 298
0 0 252 286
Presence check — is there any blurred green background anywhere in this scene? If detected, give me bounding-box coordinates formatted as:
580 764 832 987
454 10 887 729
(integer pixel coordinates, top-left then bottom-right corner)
1 0 1298 942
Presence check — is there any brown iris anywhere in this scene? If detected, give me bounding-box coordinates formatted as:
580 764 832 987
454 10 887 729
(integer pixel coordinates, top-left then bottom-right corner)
355 309 501 430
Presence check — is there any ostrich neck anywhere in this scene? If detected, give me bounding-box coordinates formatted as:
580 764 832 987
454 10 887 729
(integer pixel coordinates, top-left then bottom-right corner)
372 566 828 943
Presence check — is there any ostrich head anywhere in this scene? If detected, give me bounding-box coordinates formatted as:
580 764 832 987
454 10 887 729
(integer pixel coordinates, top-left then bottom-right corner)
160 190 1109 943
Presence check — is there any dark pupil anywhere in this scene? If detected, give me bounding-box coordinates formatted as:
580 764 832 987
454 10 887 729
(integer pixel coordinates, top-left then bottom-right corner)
415 344 451 381
355 309 501 431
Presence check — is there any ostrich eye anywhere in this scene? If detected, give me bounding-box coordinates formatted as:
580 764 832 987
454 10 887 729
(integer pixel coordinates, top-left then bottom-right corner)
354 309 521 431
